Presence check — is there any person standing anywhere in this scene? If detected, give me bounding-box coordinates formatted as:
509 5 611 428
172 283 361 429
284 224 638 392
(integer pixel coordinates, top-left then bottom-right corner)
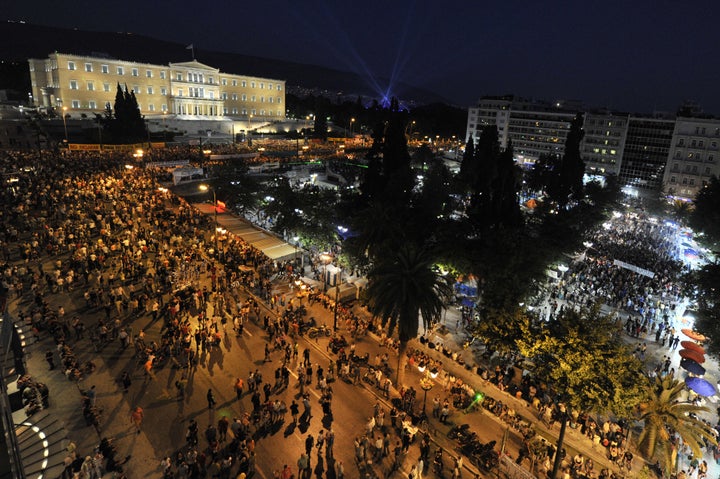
121 371 131 393
234 377 244 400
130 406 144 434
335 460 344 479
207 389 216 409
290 400 299 424
45 350 55 370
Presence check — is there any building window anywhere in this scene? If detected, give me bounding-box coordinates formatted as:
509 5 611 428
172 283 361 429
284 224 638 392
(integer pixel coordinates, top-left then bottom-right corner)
84 63 93 72
146 70 152 78
133 85 139 94
706 167 711 174
277 110 282 116
148 104 155 111
277 84 282 91
277 97 281 104
176 73 182 81
208 77 214 84
241 80 247 87
260 96 264 103
221 92 228 100
88 101 96 109
232 108 238 114
147 86 154 94
71 100 80 108
268 83 273 90
131 68 139 77
87 81 94 91
242 109 247 115
259 83 264 89
232 93 237 100
251 95 256 102
103 83 110 92
177 89 183 97
251 82 255 88
101 64 109 74
160 87 167 95
709 155 715 162
251 109 256 115
117 66 124 75
160 71 166 79
269 97 273 103
161 104 167 111
241 94 247 101
670 176 676 183
70 80 78 90
68 61 76 70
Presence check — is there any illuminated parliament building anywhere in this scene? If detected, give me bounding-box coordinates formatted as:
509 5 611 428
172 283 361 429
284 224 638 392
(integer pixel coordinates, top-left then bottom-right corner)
28 52 286 121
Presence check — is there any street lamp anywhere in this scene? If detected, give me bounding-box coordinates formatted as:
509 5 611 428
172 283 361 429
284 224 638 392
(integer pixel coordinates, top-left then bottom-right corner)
418 364 438 415
350 117 355 137
332 266 342 331
199 184 219 255
62 106 68 144
319 253 332 293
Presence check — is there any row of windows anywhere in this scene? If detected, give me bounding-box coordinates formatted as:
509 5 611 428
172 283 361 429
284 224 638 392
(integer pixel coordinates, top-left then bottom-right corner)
220 108 283 116
69 80 168 96
67 100 168 111
669 176 704 186
67 61 282 91
676 139 719 148
68 61 167 79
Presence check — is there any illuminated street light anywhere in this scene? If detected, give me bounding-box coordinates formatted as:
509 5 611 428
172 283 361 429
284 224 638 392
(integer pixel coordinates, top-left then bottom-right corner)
199 184 219 255
418 364 439 414
62 106 69 143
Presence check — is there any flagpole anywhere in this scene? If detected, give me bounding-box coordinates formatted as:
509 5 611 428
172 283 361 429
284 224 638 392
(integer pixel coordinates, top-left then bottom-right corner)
191 45 195 60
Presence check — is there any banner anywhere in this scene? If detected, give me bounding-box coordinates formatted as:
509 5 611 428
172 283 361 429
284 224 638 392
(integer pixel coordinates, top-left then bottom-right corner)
613 259 655 279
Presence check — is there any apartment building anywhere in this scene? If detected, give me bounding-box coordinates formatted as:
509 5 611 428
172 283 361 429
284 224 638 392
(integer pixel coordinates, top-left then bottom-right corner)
581 111 629 176
28 53 285 121
662 117 720 200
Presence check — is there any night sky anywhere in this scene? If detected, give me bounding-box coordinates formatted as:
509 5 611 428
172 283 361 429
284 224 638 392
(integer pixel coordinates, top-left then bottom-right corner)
5 0 720 113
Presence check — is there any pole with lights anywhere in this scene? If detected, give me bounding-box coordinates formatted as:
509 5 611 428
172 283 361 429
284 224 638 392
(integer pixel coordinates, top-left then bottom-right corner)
199 184 219 255
418 364 438 415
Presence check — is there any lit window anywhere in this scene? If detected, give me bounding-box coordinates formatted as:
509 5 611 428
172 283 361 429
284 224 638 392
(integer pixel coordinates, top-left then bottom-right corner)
160 71 166 79
85 63 93 72
87 81 94 91
161 103 167 111
241 80 247 87
148 104 155 111
69 80 78 90
101 64 109 73
146 70 152 78
251 82 255 88
147 86 153 94
241 94 247 101
117 66 124 75
160 87 167 95
132 68 139 77
71 100 80 108
103 83 110 92
68 61 76 70
251 95 256 102
88 101 96 109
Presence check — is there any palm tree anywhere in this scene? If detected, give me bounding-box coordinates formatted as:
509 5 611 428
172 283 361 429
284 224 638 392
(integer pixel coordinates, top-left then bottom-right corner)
365 245 451 388
636 376 717 474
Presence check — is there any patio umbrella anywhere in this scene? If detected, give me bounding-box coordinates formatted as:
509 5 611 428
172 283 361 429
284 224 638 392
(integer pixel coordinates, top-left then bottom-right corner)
680 341 706 355
680 358 706 376
681 329 707 342
685 377 716 397
679 349 706 364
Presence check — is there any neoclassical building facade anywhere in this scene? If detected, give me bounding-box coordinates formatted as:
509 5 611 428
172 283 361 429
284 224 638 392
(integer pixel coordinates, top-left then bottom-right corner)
29 53 285 121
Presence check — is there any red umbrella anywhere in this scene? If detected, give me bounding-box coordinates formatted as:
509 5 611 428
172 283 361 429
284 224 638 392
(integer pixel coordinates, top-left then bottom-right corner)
681 341 706 355
679 349 706 364
681 329 707 342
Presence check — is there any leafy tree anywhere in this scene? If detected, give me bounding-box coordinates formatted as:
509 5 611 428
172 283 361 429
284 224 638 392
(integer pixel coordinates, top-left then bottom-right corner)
365 245 452 387
690 175 720 247
516 304 647 416
492 140 522 228
527 152 562 198
313 113 328 141
465 125 500 230
558 113 586 205
687 262 720 358
208 160 261 217
459 137 476 190
637 376 717 475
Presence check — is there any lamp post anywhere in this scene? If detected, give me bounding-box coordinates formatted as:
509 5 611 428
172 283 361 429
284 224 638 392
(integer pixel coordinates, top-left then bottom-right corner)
62 106 68 144
319 253 332 293
332 266 342 331
418 364 438 415
349 118 355 138
199 184 219 255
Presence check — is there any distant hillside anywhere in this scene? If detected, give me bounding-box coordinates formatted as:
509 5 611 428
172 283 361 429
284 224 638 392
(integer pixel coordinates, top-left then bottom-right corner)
0 21 447 104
